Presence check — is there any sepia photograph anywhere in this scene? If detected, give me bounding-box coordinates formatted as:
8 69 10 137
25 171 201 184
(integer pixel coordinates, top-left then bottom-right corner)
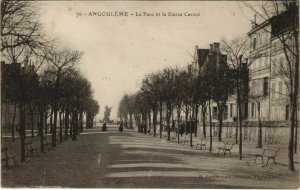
1 0 299 188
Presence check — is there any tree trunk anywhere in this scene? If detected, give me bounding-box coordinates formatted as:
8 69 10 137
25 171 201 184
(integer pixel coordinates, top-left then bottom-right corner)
194 106 198 137
30 108 34 138
289 26 299 170
142 113 147 134
65 110 69 139
159 106 163 138
288 97 295 171
153 109 157 137
257 102 262 148
202 105 207 138
235 103 238 144
237 74 243 160
167 106 171 141
185 105 188 135
70 114 73 137
44 113 48 136
177 106 181 143
295 110 298 154
39 110 44 153
124 115 128 128
148 112 151 132
208 100 213 153
20 103 26 162
218 105 223 141
12 103 17 142
72 112 78 141
59 112 63 143
52 108 57 147
50 109 53 134
129 113 133 129
79 110 83 133
190 106 193 147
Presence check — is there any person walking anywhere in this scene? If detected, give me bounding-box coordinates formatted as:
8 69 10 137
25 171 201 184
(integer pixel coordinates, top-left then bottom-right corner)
119 123 123 133
102 122 107 131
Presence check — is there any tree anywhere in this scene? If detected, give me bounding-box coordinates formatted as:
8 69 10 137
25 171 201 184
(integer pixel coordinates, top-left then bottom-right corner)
118 95 129 127
243 0 299 171
211 61 235 141
174 70 188 143
248 79 267 148
86 99 100 128
44 47 83 146
1 1 48 53
1 0 49 161
160 67 178 141
141 72 162 136
221 37 265 160
134 91 151 133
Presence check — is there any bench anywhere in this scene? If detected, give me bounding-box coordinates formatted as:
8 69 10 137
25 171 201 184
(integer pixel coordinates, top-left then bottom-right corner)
183 136 190 146
1 147 15 167
171 136 177 142
43 138 52 151
254 148 279 166
218 142 235 156
196 139 207 150
25 142 39 157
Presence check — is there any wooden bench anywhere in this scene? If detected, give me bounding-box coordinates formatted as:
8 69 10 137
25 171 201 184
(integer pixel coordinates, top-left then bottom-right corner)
254 148 279 166
43 138 52 151
171 136 177 142
1 147 15 167
25 142 39 157
183 136 190 146
196 139 207 150
218 142 235 156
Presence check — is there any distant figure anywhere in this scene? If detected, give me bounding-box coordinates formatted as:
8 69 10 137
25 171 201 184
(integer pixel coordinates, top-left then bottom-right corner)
119 123 123 133
233 116 237 122
172 120 175 132
180 122 184 137
102 122 107 131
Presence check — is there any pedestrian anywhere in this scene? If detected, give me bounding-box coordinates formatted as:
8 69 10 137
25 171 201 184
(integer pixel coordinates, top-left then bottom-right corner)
102 122 107 131
119 123 123 133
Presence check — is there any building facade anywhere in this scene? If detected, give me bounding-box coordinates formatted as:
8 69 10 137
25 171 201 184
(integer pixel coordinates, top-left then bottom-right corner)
193 2 299 129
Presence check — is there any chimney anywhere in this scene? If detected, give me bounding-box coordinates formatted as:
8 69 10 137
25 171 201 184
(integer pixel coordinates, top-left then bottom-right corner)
209 44 213 54
213 42 220 52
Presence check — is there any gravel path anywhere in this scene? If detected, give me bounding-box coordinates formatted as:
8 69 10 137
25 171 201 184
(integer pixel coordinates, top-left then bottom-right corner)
1 125 299 188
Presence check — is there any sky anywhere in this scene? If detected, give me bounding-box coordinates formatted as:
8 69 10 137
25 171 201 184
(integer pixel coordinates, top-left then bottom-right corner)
38 1 254 121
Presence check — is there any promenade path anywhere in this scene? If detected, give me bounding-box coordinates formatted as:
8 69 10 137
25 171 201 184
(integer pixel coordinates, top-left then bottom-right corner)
1 125 299 188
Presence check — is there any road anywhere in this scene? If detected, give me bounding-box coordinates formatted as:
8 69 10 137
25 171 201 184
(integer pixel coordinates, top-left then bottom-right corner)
1 124 299 188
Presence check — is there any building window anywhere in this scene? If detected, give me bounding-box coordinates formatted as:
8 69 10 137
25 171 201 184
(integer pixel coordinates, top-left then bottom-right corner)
279 57 284 68
265 33 269 44
253 38 257 50
223 105 228 120
272 83 276 98
213 107 218 120
263 77 269 96
273 57 277 69
244 103 248 119
279 82 282 97
286 105 289 120
258 102 261 118
259 35 262 45
230 104 233 117
251 103 255 118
